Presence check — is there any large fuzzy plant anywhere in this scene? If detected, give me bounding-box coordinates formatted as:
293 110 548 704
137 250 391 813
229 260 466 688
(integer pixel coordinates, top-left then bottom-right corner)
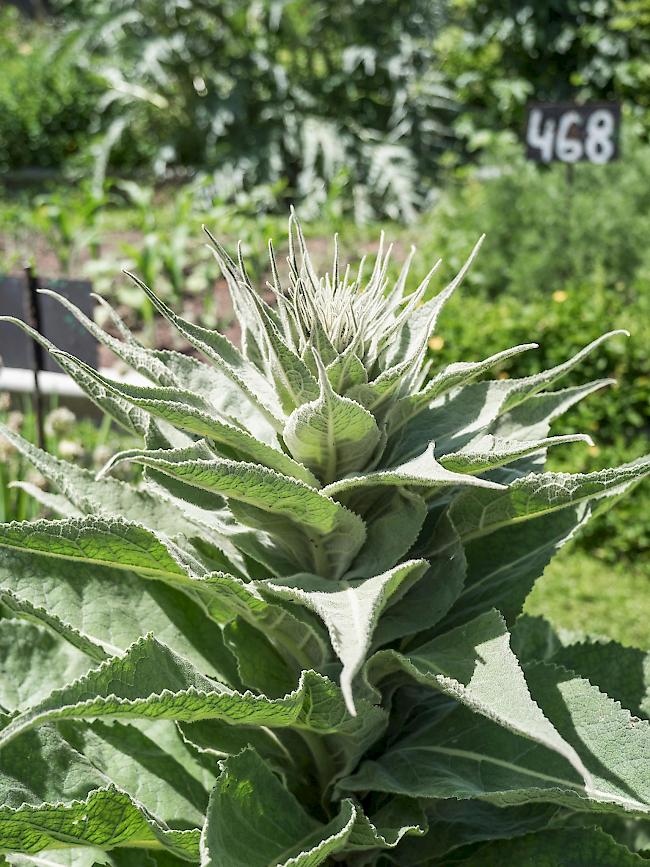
0 216 649 866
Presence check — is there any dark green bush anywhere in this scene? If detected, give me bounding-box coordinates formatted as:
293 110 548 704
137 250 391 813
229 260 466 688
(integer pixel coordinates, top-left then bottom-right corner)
0 8 99 173
408 134 650 562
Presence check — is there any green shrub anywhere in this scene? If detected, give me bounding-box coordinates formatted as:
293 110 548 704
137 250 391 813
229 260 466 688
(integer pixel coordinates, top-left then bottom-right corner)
416 132 650 296
411 138 650 561
0 219 648 864
0 8 99 172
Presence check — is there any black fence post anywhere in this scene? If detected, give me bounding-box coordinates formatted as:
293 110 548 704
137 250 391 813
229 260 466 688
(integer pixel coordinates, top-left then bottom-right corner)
23 265 46 450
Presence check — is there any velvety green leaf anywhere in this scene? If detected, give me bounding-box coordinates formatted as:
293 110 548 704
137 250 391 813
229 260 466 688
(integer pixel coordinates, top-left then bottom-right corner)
0 318 148 436
65 361 317 485
392 342 538 430
40 287 185 388
439 433 592 474
191 571 329 669
323 443 505 498
0 635 369 748
341 698 588 807
399 801 559 864
498 330 630 414
113 447 367 578
0 547 238 680
0 619 90 710
550 640 650 720
512 613 650 722
0 424 222 542
263 560 429 713
199 748 355 866
223 618 296 697
0 517 202 583
445 458 650 543
179 716 308 772
283 352 381 484
525 662 650 813
435 504 591 630
346 797 427 851
457 827 645 866
128 271 285 427
488 379 614 443
374 513 466 645
346 489 427 580
0 717 199 860
60 719 214 829
366 609 590 782
0 787 199 861
0 721 105 810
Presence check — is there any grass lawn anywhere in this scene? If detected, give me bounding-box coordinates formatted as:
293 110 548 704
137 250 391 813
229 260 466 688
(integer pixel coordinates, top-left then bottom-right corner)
526 548 650 650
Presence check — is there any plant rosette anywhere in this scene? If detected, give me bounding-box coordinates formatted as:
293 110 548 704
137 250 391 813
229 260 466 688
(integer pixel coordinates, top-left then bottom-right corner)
0 214 648 866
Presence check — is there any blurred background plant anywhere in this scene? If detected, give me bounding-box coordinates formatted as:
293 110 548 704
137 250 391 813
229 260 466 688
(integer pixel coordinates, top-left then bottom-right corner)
0 0 648 645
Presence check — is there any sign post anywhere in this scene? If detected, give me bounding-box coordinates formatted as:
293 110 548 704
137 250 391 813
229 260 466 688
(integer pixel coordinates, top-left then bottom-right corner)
525 102 621 165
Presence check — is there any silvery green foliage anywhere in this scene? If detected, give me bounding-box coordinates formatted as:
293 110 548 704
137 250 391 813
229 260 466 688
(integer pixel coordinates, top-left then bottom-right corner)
0 215 649 866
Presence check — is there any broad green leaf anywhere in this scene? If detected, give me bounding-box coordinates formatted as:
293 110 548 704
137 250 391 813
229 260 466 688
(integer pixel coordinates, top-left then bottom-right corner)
458 827 645 866
0 517 203 583
0 635 370 748
128 271 285 427
152 348 278 445
0 619 90 710
5 482 80 518
325 348 368 395
391 800 559 864
0 787 199 861
525 662 650 813
199 748 355 867
8 848 191 865
498 329 630 414
0 318 148 436
366 609 590 782
0 547 237 679
439 433 592 474
445 457 650 543
389 364 617 469
1 722 105 809
489 379 614 443
0 587 108 663
283 352 381 484
53 358 317 486
179 716 309 772
263 560 429 713
435 504 591 630
61 719 213 829
39 287 183 388
112 447 367 578
0 720 199 860
346 797 427 851
511 614 650 721
0 424 222 543
391 342 538 431
193 571 329 669
322 443 505 499
550 640 650 720
346 488 427 579
374 513 466 645
340 698 587 805
223 618 296 697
